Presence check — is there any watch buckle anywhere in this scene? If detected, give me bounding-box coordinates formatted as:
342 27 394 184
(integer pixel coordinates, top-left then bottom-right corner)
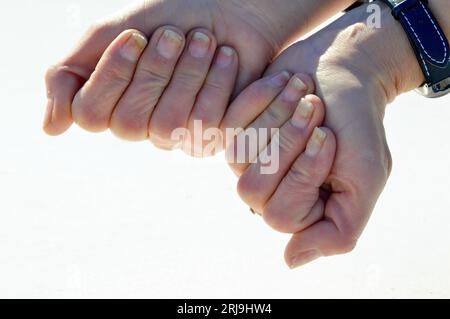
415 78 450 98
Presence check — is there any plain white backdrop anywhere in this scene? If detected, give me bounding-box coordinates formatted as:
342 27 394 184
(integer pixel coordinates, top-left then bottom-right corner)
0 0 449 298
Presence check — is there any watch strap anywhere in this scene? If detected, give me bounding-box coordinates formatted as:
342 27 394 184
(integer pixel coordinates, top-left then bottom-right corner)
380 0 450 97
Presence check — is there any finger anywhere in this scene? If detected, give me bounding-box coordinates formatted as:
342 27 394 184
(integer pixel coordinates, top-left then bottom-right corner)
71 30 147 132
43 21 124 135
227 75 314 175
149 29 217 150
285 189 367 269
43 65 85 135
237 96 327 214
220 71 291 135
284 219 353 268
183 46 239 157
263 127 336 233
41 1 215 136
284 133 388 268
110 26 185 141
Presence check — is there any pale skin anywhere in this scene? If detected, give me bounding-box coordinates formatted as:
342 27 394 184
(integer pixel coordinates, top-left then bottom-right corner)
43 0 355 150
43 0 450 268
224 0 450 267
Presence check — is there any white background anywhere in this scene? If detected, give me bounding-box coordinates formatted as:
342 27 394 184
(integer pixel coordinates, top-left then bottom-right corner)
0 0 449 298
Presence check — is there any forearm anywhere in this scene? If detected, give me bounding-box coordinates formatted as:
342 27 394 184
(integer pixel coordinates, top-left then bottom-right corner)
228 0 358 49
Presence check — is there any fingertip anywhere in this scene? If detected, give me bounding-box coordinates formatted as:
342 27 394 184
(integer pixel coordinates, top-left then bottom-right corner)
151 25 186 61
115 29 148 63
292 73 315 95
44 65 84 136
43 122 73 136
286 249 322 269
303 126 336 167
316 126 337 155
305 94 325 119
43 100 74 136
212 46 239 77
42 98 54 131
187 27 217 51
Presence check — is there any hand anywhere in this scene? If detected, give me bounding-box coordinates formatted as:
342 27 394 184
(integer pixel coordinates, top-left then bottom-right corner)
222 72 338 234
222 3 425 267
43 0 353 154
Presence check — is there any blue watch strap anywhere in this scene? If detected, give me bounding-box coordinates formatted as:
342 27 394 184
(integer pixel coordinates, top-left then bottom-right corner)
380 0 450 96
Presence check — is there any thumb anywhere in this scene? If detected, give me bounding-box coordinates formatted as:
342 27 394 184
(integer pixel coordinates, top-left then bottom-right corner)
43 21 124 135
284 193 368 269
42 0 207 135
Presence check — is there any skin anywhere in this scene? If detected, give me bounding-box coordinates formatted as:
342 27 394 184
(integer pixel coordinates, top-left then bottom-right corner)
223 0 450 268
42 0 450 268
43 0 355 153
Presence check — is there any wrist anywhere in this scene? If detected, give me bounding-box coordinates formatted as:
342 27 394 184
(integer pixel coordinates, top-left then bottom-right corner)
311 2 426 105
327 0 450 102
221 0 358 51
366 0 450 98
359 2 425 98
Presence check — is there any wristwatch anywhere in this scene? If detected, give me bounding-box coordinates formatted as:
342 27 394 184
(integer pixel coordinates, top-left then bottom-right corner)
349 0 450 98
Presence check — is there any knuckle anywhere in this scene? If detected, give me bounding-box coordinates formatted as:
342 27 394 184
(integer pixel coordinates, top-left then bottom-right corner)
97 66 131 87
45 65 58 84
334 233 358 254
263 205 286 232
287 161 313 188
264 105 284 124
135 67 171 87
202 80 227 96
173 70 205 90
239 82 274 108
333 218 361 255
237 175 261 205
343 22 368 43
45 65 68 92
111 114 147 141
277 131 300 155
151 116 186 139
72 105 106 132
190 105 218 127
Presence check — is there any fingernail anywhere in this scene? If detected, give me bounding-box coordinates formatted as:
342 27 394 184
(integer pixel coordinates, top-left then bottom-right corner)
189 32 211 58
270 71 291 87
291 98 314 128
43 97 54 127
283 76 307 102
157 29 183 59
215 46 234 68
305 127 327 157
121 32 148 62
289 250 321 269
